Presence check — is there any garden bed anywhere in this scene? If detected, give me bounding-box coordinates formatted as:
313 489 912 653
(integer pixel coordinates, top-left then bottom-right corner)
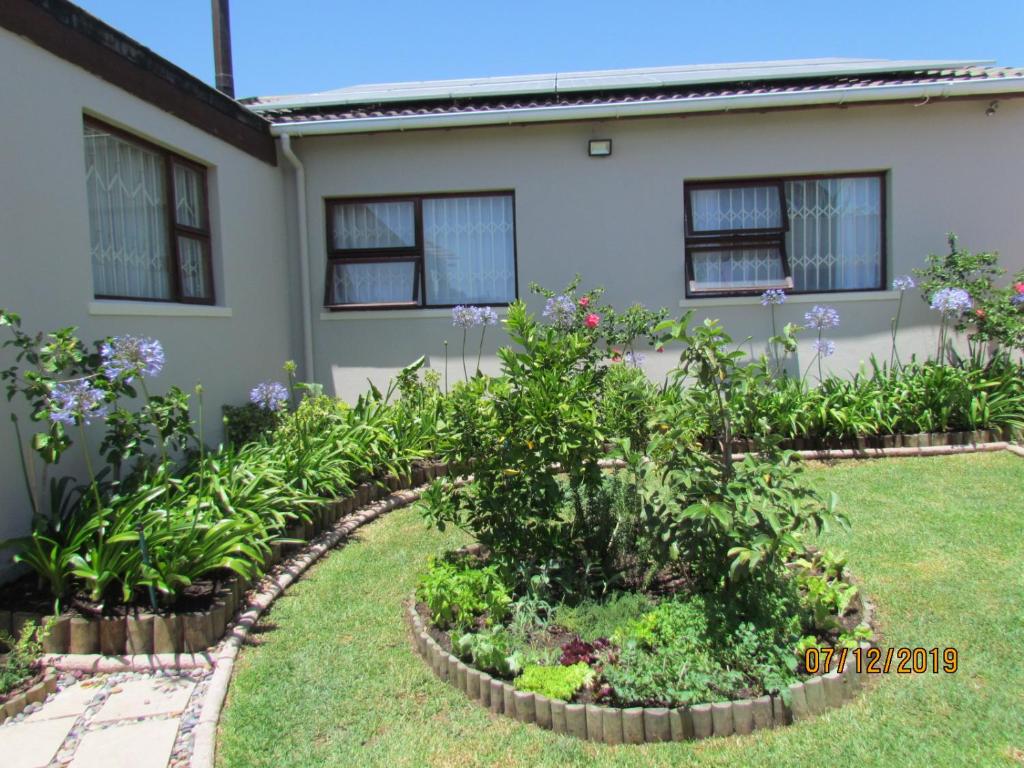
406 597 874 742
0 465 447 660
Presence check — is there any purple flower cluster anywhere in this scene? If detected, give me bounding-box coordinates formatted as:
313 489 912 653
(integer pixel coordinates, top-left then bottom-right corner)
542 294 577 328
249 380 289 412
1011 293 1024 307
812 339 836 357
930 287 973 316
48 379 108 426
891 275 916 292
451 305 498 328
760 289 786 306
803 305 840 330
100 335 165 383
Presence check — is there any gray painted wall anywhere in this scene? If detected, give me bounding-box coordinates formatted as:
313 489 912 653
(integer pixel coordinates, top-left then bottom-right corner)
0 29 296 565
289 98 1024 401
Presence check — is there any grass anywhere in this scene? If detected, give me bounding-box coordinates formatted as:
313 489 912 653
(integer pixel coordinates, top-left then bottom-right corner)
216 452 1024 768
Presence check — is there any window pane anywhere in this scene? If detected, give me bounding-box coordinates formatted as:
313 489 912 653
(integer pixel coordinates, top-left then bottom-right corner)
173 163 206 229
84 124 171 299
177 235 211 300
331 201 416 250
330 261 417 305
785 176 882 292
690 246 787 292
423 195 516 304
690 185 783 233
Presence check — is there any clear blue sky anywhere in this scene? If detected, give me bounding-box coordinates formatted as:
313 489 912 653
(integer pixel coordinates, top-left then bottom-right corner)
75 0 1024 99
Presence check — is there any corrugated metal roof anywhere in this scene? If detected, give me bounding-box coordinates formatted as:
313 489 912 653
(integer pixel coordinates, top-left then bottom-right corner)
246 62 1024 127
245 58 991 111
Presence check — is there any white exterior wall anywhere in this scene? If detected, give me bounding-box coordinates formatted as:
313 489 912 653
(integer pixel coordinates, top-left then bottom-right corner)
0 29 296 562
290 98 1024 401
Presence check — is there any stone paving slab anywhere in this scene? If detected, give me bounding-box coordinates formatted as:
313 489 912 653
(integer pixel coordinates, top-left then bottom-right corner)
91 677 195 724
71 718 180 768
0 715 77 768
23 683 100 722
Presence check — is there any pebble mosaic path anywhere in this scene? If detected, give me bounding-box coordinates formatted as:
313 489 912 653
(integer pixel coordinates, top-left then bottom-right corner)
0 670 210 768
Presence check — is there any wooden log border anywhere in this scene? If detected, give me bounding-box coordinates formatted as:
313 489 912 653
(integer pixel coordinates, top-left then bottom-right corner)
407 586 878 742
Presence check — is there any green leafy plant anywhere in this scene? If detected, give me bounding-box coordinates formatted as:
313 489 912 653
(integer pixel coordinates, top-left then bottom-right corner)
416 556 512 631
453 625 518 676
514 662 594 701
0 618 49 695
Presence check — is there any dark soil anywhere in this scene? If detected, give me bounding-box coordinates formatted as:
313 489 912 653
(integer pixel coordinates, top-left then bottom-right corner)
0 569 233 619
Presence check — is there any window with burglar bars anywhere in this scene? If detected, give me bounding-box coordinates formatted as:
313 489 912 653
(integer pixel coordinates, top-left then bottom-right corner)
324 192 517 309
684 172 885 297
83 118 214 304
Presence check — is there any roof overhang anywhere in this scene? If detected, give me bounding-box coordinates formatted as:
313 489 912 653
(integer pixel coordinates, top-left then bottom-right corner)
267 76 1024 137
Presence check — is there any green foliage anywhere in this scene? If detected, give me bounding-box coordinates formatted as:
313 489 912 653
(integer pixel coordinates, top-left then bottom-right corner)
223 403 279 447
837 623 873 649
0 618 48 695
514 662 594 701
553 592 653 642
598 362 658 449
415 556 512 632
915 233 1024 352
453 625 518 676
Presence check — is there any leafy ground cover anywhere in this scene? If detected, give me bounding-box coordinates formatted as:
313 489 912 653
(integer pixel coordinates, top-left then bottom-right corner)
216 452 1024 768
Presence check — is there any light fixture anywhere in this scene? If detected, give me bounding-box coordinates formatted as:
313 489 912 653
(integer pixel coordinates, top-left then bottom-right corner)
588 139 612 157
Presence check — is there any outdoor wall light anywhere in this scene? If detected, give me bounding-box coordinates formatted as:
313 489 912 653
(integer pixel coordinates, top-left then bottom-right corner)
588 139 612 157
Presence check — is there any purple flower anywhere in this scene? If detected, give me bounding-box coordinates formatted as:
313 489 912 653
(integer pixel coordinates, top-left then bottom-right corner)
451 305 483 329
249 381 289 412
812 339 836 357
1011 293 1024 306
930 287 973 316
804 305 840 330
48 380 109 426
479 307 499 326
760 289 786 306
542 295 576 328
623 351 646 367
100 336 165 382
892 275 915 292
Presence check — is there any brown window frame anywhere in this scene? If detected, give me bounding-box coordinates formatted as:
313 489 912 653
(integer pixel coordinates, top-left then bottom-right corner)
85 117 215 305
684 171 887 299
323 191 519 311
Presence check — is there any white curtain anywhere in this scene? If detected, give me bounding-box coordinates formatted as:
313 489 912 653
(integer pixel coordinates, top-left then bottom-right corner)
785 177 881 291
692 247 786 290
332 201 416 250
423 195 516 304
690 185 783 232
331 261 416 304
84 125 171 299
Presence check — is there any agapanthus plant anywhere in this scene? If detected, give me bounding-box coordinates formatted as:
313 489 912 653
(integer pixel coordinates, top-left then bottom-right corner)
930 287 972 361
761 289 788 375
889 276 915 368
451 305 500 381
542 294 577 329
803 305 839 384
48 379 108 426
249 380 289 412
100 336 165 383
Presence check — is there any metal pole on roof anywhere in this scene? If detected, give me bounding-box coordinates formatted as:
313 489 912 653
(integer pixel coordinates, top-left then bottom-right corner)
211 0 235 98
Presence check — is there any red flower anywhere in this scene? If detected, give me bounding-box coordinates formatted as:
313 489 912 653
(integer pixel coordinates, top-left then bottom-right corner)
578 296 590 308
975 308 986 319
584 313 600 328
1014 282 1024 294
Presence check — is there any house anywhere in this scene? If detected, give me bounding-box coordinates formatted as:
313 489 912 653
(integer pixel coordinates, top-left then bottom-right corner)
1 0 1023 555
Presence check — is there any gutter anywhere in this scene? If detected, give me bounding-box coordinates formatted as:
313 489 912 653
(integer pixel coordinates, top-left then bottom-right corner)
267 77 1024 136
278 135 315 381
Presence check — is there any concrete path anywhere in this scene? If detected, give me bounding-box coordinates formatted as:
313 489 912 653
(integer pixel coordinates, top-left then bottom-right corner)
0 671 210 768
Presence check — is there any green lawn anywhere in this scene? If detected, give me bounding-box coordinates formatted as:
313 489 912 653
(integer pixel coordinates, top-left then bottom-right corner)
216 453 1024 768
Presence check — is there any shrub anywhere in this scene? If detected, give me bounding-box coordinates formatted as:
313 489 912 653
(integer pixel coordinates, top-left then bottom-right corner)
514 662 594 701
553 592 653 642
453 625 519 676
222 403 279 446
416 557 512 632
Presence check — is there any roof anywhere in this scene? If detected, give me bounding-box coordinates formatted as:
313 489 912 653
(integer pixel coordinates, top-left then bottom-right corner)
245 58 1024 135
1 0 275 164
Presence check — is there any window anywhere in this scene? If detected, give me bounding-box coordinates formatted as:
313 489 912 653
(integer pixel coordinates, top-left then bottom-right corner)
684 173 885 297
324 192 517 309
83 119 214 303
